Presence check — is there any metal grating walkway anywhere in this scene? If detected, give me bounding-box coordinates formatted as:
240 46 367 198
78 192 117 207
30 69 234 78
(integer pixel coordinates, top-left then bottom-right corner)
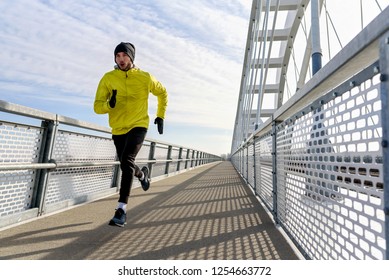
0 161 298 260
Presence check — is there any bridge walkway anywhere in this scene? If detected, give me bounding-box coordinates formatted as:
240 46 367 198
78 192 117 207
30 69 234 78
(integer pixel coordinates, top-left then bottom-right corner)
0 161 298 260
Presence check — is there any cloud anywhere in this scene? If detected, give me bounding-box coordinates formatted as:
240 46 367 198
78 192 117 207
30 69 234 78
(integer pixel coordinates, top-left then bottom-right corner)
0 0 250 155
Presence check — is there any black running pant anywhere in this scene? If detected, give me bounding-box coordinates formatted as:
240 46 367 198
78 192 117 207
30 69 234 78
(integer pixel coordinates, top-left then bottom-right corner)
112 127 147 204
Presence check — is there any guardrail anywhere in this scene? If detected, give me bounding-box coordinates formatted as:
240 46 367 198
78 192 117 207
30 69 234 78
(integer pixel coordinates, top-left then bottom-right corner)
0 101 221 228
231 7 389 259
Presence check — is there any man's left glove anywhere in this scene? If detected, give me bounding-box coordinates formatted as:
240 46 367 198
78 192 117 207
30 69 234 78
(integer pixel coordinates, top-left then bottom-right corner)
154 117 164 134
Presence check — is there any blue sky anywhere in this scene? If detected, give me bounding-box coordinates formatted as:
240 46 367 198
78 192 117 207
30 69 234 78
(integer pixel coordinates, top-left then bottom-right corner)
1 0 388 156
0 0 251 156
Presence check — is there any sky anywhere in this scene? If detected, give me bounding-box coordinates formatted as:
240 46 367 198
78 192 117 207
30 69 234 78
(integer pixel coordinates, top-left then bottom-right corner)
0 0 251 157
0 0 388 156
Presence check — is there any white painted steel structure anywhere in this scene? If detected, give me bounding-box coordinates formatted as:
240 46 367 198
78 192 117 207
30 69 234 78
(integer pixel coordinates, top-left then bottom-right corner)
231 0 389 259
232 0 313 151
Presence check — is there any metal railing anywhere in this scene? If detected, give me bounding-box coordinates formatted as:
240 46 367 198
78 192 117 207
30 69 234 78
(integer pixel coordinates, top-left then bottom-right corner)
231 7 389 259
0 101 221 228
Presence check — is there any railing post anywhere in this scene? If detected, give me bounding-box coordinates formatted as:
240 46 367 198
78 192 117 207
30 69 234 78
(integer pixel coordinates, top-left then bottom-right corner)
272 120 279 224
311 0 322 75
192 150 195 167
32 119 58 216
149 141 156 178
253 137 257 193
239 149 241 175
177 147 183 171
185 149 190 169
380 32 389 260
165 145 172 175
246 144 250 182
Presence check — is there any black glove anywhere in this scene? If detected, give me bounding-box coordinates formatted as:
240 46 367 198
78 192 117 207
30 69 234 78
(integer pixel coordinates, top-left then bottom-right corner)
109 89 117 108
154 117 164 134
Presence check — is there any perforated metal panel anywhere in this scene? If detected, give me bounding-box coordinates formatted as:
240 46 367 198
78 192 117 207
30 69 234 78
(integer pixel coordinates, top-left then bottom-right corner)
247 144 255 187
180 148 189 171
53 130 116 162
0 122 43 216
235 151 242 175
168 147 180 173
152 162 167 177
0 122 43 163
136 141 151 161
242 147 247 182
150 143 169 177
154 143 169 160
0 170 36 216
44 129 117 206
276 75 384 259
45 166 116 206
254 132 273 209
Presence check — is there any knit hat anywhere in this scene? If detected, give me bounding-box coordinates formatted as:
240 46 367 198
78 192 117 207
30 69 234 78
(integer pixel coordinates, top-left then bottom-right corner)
114 42 135 62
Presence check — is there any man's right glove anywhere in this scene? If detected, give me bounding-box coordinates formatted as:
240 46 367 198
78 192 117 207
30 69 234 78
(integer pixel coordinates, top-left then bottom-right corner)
154 117 164 134
109 89 117 108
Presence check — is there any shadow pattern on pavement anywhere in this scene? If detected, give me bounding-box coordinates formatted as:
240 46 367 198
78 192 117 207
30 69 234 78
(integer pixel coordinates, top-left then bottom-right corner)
0 162 298 260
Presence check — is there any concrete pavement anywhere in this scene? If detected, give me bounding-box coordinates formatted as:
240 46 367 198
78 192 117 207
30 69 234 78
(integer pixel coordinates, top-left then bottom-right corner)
0 161 299 260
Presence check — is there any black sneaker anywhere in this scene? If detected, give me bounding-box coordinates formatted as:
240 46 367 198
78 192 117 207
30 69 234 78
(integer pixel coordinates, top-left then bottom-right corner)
140 166 150 191
108 208 127 227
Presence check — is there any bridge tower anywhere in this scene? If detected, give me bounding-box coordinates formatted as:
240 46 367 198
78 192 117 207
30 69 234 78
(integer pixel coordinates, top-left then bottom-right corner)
232 0 317 152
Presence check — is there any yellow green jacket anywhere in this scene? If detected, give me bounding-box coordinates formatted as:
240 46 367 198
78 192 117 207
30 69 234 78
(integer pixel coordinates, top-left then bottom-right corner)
94 67 168 135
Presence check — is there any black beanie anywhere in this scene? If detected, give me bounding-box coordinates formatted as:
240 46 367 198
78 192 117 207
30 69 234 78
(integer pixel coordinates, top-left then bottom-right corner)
114 42 135 62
